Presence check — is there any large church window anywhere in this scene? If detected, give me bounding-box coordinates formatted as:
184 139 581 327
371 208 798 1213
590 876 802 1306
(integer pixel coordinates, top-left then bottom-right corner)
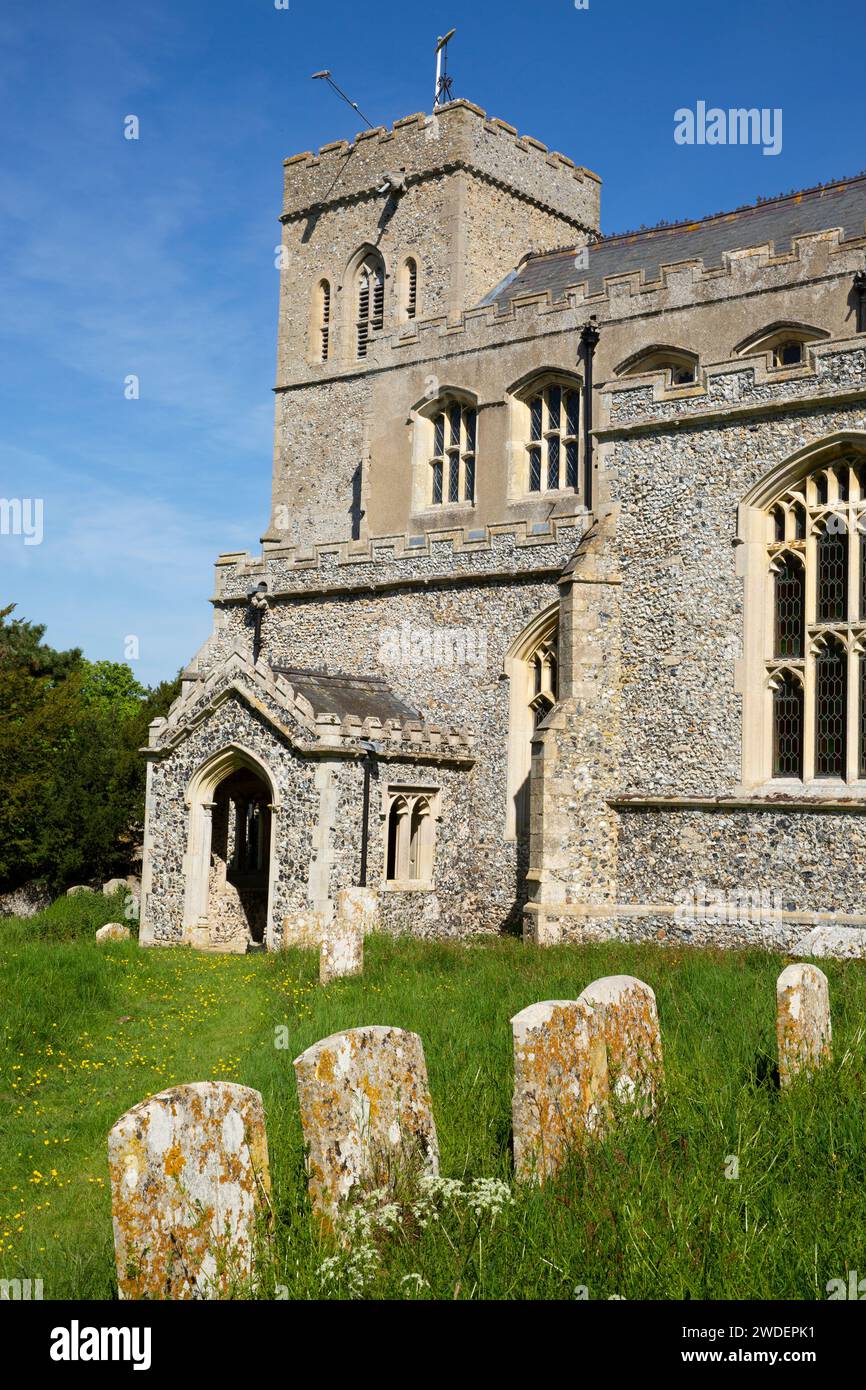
760 454 866 785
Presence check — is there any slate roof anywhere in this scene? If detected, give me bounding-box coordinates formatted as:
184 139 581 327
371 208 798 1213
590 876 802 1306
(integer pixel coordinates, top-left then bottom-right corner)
270 667 422 725
483 174 866 307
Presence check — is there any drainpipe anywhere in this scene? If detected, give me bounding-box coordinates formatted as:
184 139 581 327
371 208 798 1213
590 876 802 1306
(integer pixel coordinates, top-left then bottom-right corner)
855 269 866 333
358 739 381 886
580 319 601 510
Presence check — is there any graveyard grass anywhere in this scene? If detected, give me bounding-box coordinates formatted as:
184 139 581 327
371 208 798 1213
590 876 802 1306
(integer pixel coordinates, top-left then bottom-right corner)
2 893 865 1301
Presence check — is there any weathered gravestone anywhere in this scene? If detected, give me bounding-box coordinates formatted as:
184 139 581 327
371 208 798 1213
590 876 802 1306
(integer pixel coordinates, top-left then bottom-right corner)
96 922 130 943
577 975 664 1116
776 963 832 1087
511 1000 609 1183
294 1026 439 1225
319 916 363 985
339 885 379 935
108 1082 270 1299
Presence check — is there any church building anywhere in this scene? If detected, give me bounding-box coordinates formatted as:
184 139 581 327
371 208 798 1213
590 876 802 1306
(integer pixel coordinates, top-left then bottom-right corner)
138 99 866 955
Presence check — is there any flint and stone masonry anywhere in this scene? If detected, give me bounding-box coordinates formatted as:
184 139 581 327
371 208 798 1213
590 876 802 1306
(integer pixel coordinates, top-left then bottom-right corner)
136 93 866 956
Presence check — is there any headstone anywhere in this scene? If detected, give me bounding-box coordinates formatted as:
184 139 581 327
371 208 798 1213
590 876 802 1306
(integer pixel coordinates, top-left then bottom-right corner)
102 878 128 896
577 975 664 1116
511 1000 609 1183
294 1026 439 1225
319 916 363 984
108 1082 270 1300
96 923 130 943
776 963 832 1086
66 885 91 897
338 885 379 935
282 909 325 950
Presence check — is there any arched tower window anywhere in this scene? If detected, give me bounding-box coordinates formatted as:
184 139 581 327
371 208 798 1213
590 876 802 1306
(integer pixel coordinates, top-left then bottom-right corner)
401 257 418 321
356 252 385 359
317 279 331 363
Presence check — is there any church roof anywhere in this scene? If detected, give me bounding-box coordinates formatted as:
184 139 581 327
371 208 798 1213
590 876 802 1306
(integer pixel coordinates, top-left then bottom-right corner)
483 173 866 306
269 666 422 726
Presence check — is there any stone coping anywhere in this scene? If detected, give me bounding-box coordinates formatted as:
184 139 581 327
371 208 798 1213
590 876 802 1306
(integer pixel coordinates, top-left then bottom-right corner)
609 792 866 814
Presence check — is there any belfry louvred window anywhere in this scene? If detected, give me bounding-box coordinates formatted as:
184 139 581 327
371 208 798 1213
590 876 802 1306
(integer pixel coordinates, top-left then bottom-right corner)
356 254 385 359
766 459 866 783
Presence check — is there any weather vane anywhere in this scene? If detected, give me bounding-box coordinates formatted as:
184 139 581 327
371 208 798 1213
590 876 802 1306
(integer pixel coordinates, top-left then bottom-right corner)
434 29 456 109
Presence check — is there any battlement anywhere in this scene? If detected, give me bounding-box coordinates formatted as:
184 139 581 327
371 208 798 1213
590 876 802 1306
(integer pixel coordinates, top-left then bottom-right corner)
282 100 600 231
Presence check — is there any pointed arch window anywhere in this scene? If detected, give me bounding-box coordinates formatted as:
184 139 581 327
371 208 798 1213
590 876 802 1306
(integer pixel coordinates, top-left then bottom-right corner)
504 607 559 840
526 382 580 493
385 788 438 886
428 397 476 505
757 454 866 785
401 257 418 321
356 253 385 359
318 279 331 363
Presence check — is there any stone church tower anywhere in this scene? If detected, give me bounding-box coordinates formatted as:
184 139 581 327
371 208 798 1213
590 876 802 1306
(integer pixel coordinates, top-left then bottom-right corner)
139 99 866 958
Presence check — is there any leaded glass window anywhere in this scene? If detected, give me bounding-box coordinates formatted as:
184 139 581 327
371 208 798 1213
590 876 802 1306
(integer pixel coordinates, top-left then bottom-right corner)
429 400 477 506
524 382 580 493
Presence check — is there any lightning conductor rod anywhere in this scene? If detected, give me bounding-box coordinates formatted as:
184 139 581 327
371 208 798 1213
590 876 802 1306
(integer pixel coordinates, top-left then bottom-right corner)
310 70 376 130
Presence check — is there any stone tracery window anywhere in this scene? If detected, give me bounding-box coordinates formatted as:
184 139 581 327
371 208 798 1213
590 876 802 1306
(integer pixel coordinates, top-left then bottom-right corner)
525 381 580 493
762 456 866 784
429 397 476 505
384 788 438 885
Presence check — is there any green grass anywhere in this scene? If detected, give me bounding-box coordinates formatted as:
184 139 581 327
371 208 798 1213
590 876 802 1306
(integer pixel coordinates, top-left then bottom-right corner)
1 892 865 1300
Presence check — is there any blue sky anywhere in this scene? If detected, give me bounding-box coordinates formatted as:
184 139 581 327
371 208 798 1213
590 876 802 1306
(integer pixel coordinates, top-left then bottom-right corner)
2 0 864 685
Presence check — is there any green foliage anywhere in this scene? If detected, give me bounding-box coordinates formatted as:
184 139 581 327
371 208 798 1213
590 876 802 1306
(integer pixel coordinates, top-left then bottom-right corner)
0 603 181 892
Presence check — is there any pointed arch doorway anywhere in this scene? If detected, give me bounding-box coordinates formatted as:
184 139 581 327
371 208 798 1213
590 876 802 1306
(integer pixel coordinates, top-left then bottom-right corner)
183 745 280 951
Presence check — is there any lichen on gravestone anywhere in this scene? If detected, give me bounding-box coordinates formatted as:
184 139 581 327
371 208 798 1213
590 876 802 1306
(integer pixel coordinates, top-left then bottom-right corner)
293 1026 439 1226
511 1000 609 1184
776 962 832 1087
108 1081 271 1299
577 975 664 1117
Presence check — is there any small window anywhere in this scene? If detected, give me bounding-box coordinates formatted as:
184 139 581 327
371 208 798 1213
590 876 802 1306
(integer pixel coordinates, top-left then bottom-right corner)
429 399 476 505
775 341 803 367
318 280 331 363
402 257 418 321
356 254 385 359
385 789 437 886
